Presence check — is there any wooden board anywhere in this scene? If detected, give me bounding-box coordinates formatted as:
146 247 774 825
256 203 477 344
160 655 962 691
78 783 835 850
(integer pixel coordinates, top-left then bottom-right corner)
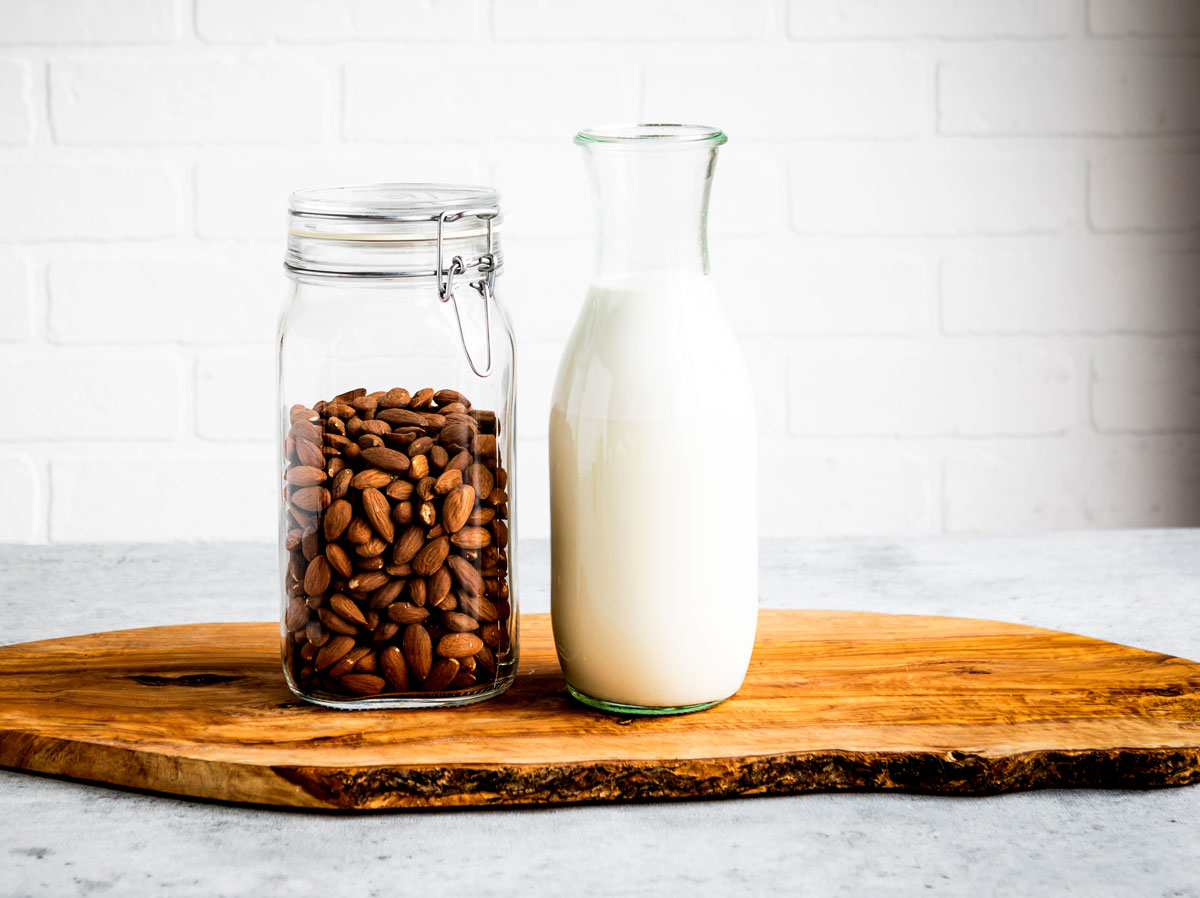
0 611 1197 809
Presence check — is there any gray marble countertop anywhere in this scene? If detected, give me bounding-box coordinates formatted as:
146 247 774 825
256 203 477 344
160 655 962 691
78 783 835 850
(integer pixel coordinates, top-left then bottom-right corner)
2 531 1198 897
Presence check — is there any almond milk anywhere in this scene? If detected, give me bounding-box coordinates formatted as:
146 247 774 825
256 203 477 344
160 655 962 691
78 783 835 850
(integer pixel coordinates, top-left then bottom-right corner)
549 272 758 709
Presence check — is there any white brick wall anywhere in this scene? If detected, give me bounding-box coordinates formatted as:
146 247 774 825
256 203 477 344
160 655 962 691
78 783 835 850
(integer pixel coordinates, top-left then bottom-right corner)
50 57 336 145
0 60 32 145
1 0 1198 543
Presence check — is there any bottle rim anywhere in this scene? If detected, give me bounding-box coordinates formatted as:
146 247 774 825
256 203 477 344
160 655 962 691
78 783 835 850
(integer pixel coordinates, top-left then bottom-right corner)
575 123 727 147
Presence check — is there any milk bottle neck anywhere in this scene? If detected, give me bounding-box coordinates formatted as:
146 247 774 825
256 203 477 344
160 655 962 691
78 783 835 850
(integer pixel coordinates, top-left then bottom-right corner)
577 125 725 286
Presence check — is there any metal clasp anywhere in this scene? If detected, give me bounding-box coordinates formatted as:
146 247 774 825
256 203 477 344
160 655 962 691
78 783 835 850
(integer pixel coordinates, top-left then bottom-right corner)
437 210 496 378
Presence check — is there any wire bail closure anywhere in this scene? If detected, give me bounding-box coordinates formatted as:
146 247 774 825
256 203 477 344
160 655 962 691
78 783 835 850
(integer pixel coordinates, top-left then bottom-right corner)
437 209 497 378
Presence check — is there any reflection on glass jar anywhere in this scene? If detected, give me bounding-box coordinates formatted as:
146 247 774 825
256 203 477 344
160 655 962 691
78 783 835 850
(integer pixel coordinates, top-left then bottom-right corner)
278 184 518 709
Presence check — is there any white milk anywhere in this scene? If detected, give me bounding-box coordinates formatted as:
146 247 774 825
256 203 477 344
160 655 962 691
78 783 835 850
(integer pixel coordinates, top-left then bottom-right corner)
549 272 758 708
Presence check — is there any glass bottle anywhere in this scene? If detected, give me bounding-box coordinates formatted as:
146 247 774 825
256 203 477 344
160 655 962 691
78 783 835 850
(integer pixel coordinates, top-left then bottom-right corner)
549 125 758 715
279 184 518 708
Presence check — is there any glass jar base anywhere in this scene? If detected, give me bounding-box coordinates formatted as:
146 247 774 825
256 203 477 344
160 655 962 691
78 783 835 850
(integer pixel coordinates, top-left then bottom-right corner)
287 673 515 710
566 683 729 716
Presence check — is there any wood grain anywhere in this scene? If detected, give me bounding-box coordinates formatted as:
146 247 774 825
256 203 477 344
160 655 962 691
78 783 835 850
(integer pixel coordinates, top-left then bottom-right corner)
0 611 1197 809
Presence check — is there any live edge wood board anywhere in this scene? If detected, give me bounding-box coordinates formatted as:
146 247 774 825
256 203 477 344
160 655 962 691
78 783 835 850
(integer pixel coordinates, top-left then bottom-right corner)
0 611 1197 810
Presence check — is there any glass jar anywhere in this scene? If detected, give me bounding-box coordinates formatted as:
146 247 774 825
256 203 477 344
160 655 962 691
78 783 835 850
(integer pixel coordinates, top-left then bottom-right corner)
279 184 517 708
550 125 758 715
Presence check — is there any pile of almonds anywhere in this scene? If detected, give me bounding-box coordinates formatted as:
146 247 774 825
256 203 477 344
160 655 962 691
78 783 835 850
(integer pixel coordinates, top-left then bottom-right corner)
282 386 512 700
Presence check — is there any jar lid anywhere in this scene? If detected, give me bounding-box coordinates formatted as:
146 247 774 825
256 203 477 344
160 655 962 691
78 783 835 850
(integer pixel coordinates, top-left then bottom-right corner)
285 183 502 279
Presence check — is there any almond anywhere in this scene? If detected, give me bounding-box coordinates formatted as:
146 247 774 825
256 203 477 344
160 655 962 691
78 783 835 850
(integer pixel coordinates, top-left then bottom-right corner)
354 650 378 673
428 565 451 606
450 526 491 549
314 634 355 671
305 619 329 647
351 468 393 489
443 611 479 632
330 468 353 499
303 555 331 596
392 525 426 565
323 499 352 541
331 594 368 627
434 468 463 495
295 439 326 469
291 486 330 512
418 501 437 526
463 464 494 502
473 433 498 463
439 421 472 448
329 646 371 678
345 517 373 544
348 571 389 593
286 465 327 487
493 519 509 548
339 673 386 695
379 645 409 691
408 453 430 480
385 479 414 501
361 487 394 542
466 506 495 526
433 388 470 408
373 621 400 643
370 577 405 608
376 408 427 428
441 484 475 534
410 387 435 409
379 387 411 409
412 535 449 576
290 403 318 424
475 645 496 675
416 475 436 501
386 602 430 624
447 555 484 597
392 500 415 525
325 542 354 578
423 657 460 691
360 446 411 473
403 624 433 679
458 591 499 622
288 419 322 443
284 597 309 632
468 408 497 431
409 577 428 607
354 536 388 557
319 607 359 636
301 526 320 561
